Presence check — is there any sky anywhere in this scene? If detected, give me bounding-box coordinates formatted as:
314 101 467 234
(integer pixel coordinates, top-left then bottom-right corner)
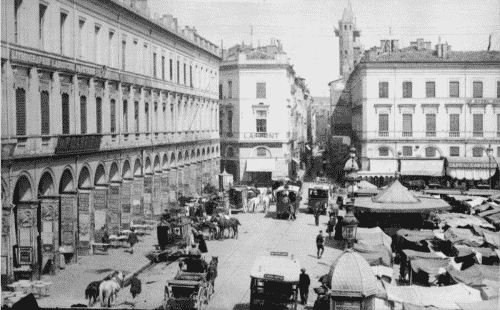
148 0 500 97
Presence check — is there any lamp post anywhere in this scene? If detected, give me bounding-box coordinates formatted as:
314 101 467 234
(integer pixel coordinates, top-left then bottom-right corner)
487 145 493 189
342 147 360 249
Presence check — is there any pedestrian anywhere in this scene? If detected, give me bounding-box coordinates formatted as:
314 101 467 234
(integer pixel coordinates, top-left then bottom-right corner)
127 228 139 254
327 216 336 239
299 268 311 305
198 233 208 254
189 244 202 256
102 227 110 244
129 276 142 308
334 216 344 240
316 230 325 259
314 202 322 226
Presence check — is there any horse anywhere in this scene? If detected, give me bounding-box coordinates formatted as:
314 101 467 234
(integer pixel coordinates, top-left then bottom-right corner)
228 218 242 239
261 194 271 213
206 256 219 294
99 270 125 308
248 196 261 213
84 280 102 306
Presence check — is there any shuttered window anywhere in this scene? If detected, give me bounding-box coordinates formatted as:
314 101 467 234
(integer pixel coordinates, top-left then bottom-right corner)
425 147 436 157
145 102 149 132
16 88 26 136
426 82 435 98
497 81 500 98
403 82 412 98
402 114 413 134
80 96 87 134
219 84 223 100
96 97 102 134
450 147 460 157
379 82 388 98
153 53 157 78
426 114 436 134
450 81 459 97
473 114 483 136
62 93 70 134
403 146 412 156
161 56 165 80
110 99 116 133
169 59 173 80
256 83 266 99
228 110 233 133
497 114 500 134
122 100 128 132
473 81 483 98
449 114 459 132
190 66 193 87
378 114 388 132
379 147 389 156
40 91 50 135
473 147 483 157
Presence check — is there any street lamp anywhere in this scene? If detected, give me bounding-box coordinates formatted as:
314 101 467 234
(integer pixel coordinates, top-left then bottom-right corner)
342 147 360 249
344 147 360 203
487 145 493 189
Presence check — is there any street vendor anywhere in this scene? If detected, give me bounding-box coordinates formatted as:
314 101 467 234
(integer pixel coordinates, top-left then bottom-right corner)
189 244 202 256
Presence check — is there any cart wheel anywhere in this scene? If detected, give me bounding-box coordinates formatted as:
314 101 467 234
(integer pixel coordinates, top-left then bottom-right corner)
196 290 205 309
205 283 212 303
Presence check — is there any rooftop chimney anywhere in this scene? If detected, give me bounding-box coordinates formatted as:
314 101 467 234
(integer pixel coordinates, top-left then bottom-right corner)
417 38 424 51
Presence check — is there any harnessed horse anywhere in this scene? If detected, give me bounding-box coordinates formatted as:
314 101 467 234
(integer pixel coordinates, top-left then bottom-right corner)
99 270 125 308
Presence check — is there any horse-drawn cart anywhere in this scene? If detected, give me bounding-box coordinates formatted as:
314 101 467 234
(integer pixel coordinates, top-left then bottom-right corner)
164 256 216 310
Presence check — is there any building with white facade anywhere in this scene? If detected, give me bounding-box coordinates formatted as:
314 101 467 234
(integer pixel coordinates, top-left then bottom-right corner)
349 38 500 188
1 0 221 282
219 42 310 186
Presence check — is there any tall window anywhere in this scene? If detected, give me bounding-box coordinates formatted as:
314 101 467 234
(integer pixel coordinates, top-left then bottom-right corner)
94 25 101 63
473 114 483 137
78 19 85 58
122 100 128 132
145 102 149 132
228 81 233 99
450 146 460 157
163 103 167 131
426 114 436 137
153 53 157 78
379 82 388 98
16 88 26 136
60 12 68 54
426 82 436 98
110 99 116 133
94 97 102 133
497 81 500 98
108 31 114 66
121 40 126 71
183 63 187 85
134 101 139 132
450 81 459 97
379 147 389 157
39 4 47 49
61 93 70 134
219 84 223 100
473 81 483 98
80 96 87 134
378 114 388 136
219 111 223 134
403 146 412 156
169 59 173 80
227 111 233 133
14 0 22 43
256 83 266 99
40 91 50 135
161 56 165 80
226 147 234 158
256 110 267 133
497 113 500 137
449 114 460 137
177 60 180 83
403 82 412 98
425 147 436 158
170 104 175 130
190 66 193 87
402 114 413 137
472 147 483 157
154 102 158 132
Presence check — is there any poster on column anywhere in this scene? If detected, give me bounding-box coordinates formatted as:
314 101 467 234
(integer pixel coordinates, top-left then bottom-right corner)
132 178 143 223
143 176 152 217
153 176 162 215
93 188 108 232
77 192 92 255
108 185 121 234
40 199 58 254
60 196 77 252
161 175 170 209
169 170 177 191
121 182 132 230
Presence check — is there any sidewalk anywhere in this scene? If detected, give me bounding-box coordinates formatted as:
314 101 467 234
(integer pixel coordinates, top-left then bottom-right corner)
36 232 158 308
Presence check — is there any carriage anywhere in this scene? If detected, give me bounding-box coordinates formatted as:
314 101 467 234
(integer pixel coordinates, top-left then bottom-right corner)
228 186 249 213
250 252 300 310
274 185 301 219
307 184 332 215
164 255 214 310
156 208 192 253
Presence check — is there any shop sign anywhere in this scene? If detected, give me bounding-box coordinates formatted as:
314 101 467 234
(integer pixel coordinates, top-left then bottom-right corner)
60 196 76 246
94 189 108 210
153 176 162 200
78 193 90 213
144 176 153 194
16 246 33 265
263 274 284 281
448 162 492 169
11 49 74 71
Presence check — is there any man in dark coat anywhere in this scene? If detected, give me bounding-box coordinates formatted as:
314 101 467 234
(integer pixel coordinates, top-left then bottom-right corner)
313 202 323 226
128 228 139 254
316 230 325 259
299 268 311 305
129 276 142 308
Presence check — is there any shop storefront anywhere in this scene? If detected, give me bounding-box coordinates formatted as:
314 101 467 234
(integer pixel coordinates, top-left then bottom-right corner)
246 158 275 187
446 157 499 189
357 159 398 188
400 158 445 187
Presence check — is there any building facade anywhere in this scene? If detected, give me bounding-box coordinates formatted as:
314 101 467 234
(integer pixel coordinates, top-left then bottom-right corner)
350 38 500 188
312 97 330 149
219 42 310 186
1 0 221 282
334 0 362 78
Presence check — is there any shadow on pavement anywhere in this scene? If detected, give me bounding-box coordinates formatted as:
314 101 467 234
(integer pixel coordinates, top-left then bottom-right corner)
324 237 345 251
233 303 250 310
91 268 115 274
264 212 277 219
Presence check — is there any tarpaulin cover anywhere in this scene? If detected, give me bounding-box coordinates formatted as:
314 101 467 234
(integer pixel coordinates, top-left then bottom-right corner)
447 265 500 287
480 279 499 300
457 298 499 310
397 229 436 243
477 207 500 218
402 250 445 261
444 228 485 247
385 283 482 309
393 230 435 254
485 212 500 226
482 230 500 248
411 258 449 275
353 242 393 267
437 213 495 229
356 227 392 252
403 304 454 310
475 203 498 213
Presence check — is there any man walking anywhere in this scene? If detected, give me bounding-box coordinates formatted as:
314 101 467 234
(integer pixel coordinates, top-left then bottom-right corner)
299 268 311 305
127 228 139 254
316 230 325 259
313 202 322 226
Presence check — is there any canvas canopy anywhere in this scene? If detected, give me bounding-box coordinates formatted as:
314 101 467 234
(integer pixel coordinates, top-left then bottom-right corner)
457 298 499 310
356 227 392 251
437 213 495 230
353 243 393 267
482 230 500 248
444 228 485 247
372 180 420 204
358 180 378 189
446 265 499 287
250 255 300 283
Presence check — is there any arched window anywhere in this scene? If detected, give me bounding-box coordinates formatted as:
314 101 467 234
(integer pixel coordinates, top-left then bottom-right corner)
62 93 70 134
96 97 102 134
472 147 483 157
425 147 437 157
16 88 26 136
145 102 150 132
226 147 234 158
379 147 389 157
80 95 87 134
110 99 116 133
256 147 269 157
228 110 233 133
40 90 50 135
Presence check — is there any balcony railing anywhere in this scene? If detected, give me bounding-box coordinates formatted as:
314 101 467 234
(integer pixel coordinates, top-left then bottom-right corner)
220 131 290 141
364 130 499 140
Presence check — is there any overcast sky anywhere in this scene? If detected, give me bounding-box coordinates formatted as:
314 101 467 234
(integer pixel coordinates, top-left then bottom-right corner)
148 0 500 97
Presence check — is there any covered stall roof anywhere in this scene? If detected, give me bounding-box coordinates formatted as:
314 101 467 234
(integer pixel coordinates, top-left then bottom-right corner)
400 159 445 177
457 298 499 310
353 243 393 267
356 227 392 251
446 265 499 287
250 254 300 283
482 230 500 249
444 228 485 247
358 180 378 189
436 213 495 230
385 283 482 309
446 157 498 181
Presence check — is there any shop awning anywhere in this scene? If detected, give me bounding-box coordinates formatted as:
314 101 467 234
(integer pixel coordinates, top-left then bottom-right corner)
446 157 498 180
400 159 444 177
358 159 398 177
246 158 276 172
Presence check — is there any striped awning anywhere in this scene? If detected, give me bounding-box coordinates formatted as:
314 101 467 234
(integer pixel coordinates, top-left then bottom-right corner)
358 159 398 178
246 158 276 172
400 159 444 177
446 157 498 180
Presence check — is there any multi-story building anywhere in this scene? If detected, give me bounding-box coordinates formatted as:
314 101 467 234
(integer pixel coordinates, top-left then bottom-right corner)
1 0 221 281
350 38 500 188
219 41 310 186
312 97 330 149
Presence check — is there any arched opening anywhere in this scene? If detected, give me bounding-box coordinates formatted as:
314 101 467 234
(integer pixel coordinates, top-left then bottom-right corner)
184 151 189 163
154 155 161 172
109 162 119 182
191 150 195 160
162 154 169 169
254 147 270 157
134 158 142 177
38 172 54 197
145 157 152 174
122 160 132 179
170 153 176 165
197 149 200 158
211 147 215 155
207 148 211 155
94 164 106 185
178 152 183 165
227 147 234 158
216 146 219 155
472 147 484 157
202 148 206 157
13 175 33 203
59 169 75 194
425 147 439 158
78 166 91 189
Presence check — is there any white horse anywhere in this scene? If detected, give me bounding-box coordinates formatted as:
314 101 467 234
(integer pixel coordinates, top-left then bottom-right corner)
99 271 125 308
248 196 261 213
261 195 271 213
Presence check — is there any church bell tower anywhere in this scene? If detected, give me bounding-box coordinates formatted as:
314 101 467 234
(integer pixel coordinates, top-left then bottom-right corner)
335 0 361 77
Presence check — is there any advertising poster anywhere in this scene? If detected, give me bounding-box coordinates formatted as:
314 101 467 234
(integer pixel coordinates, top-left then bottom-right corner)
161 175 170 207
108 185 121 234
144 176 153 194
78 213 90 242
121 213 131 230
121 182 132 230
40 199 58 255
60 196 77 249
132 178 143 203
77 192 92 255
169 170 177 191
95 210 106 231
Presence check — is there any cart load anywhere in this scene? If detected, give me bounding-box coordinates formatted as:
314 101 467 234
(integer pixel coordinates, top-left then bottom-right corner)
274 186 302 219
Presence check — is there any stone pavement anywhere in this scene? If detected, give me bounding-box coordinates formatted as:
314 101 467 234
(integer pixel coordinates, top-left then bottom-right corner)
36 230 158 308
